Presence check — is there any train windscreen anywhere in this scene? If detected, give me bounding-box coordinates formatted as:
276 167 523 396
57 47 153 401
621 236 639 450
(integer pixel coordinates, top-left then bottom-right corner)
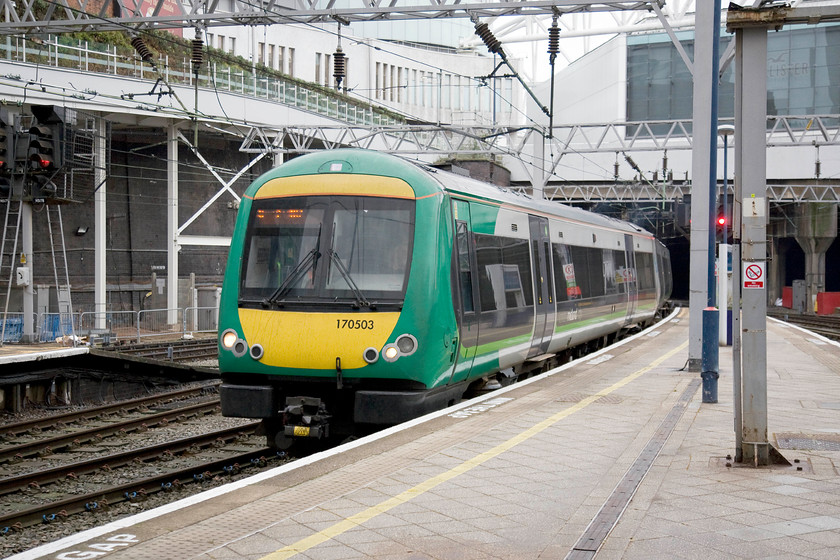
239 195 415 308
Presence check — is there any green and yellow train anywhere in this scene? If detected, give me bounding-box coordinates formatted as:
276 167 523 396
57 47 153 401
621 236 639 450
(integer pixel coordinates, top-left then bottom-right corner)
218 149 672 448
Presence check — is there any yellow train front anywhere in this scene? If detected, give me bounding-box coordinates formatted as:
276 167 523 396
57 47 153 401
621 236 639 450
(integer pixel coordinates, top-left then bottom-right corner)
218 149 672 449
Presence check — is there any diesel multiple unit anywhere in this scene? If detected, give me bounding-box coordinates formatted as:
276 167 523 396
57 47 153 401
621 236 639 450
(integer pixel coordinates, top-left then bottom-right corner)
218 149 672 448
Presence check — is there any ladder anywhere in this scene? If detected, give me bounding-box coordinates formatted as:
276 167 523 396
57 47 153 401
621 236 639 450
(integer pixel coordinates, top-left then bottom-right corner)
46 204 75 343
0 191 22 346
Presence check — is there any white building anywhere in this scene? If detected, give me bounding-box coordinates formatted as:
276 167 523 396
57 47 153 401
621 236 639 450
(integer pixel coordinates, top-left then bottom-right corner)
186 16 525 127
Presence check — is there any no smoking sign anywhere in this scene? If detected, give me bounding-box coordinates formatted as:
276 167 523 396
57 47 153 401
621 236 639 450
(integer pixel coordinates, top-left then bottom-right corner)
743 262 765 289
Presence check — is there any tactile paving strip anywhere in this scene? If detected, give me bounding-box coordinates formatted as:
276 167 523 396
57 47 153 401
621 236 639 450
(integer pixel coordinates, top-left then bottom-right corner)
566 378 701 560
776 432 840 451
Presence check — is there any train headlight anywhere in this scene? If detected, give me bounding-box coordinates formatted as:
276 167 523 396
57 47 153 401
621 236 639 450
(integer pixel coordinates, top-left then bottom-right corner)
221 329 238 349
363 347 379 364
250 344 264 360
381 334 418 363
383 345 399 362
396 334 417 356
232 339 248 358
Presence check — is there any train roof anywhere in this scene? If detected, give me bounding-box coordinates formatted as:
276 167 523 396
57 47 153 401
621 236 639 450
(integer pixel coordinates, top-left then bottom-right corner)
257 149 653 239
423 162 652 238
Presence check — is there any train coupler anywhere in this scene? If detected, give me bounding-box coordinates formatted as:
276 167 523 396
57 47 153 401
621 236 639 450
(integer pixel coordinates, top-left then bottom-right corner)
282 396 331 440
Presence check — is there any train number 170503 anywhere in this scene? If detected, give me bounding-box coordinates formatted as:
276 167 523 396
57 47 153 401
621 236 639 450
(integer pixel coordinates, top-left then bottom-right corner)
336 319 375 330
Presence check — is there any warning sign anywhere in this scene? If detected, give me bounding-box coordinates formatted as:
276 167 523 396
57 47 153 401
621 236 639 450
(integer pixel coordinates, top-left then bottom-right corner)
743 262 765 289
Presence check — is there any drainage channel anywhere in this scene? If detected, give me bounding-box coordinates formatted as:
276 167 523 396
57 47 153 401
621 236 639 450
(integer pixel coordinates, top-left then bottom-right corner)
566 378 702 560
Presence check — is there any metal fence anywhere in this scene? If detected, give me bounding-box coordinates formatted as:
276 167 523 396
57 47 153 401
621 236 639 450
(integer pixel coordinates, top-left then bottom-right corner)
0 306 219 345
0 36 402 127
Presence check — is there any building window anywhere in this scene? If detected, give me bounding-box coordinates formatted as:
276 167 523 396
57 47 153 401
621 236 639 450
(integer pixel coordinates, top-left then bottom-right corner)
325 54 331 85
258 42 265 65
343 57 349 90
315 53 322 84
229 37 236 54
288 48 295 77
268 44 275 69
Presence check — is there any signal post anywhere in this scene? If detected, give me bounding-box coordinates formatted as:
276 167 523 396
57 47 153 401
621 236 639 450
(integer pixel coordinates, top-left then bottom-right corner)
0 105 67 343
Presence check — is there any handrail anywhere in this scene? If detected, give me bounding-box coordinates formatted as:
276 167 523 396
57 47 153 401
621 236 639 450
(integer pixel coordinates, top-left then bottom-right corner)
0 36 402 127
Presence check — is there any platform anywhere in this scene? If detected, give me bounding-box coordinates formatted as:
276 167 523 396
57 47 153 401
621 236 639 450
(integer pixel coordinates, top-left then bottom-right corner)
12 309 840 560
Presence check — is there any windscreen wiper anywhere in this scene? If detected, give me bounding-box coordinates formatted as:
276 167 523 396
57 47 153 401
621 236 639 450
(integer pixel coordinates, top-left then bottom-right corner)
328 249 370 309
263 248 320 307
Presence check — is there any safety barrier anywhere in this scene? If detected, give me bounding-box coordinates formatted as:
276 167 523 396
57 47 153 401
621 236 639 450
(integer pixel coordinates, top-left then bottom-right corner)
1 307 220 345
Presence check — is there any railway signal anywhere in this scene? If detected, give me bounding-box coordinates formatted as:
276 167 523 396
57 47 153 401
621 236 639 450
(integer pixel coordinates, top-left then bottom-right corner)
28 105 64 173
0 108 14 177
0 109 13 196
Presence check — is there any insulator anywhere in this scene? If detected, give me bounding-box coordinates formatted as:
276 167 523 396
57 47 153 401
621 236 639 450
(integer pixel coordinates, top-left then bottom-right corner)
548 21 560 56
131 36 153 63
474 22 504 56
191 38 204 69
333 47 346 86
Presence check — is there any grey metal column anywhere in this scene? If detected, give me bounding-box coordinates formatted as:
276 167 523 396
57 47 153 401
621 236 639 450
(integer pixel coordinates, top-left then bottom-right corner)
688 0 715 372
94 117 107 330
734 25 770 466
167 124 179 325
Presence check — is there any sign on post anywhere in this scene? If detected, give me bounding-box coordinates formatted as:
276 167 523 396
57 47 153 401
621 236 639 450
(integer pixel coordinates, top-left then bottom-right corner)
743 262 765 289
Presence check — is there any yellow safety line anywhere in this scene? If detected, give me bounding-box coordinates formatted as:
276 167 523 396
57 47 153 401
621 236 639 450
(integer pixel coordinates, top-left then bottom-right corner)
260 340 689 560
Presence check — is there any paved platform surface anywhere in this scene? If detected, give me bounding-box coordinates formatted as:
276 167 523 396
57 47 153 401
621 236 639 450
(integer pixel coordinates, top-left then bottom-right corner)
12 309 840 560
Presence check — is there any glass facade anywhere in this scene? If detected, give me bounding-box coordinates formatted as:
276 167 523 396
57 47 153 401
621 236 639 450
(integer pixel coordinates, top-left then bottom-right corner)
627 24 840 128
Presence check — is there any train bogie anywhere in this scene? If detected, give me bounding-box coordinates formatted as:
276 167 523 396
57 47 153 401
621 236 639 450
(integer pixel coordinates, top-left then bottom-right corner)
218 149 670 448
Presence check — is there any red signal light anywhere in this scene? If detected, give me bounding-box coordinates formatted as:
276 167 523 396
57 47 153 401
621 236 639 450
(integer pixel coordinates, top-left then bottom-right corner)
717 216 726 226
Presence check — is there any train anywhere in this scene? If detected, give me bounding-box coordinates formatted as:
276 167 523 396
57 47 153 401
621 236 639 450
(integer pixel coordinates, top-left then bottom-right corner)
218 149 672 449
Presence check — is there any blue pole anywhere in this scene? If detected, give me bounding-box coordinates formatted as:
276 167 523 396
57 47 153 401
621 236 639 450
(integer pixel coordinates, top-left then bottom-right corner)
702 0 722 403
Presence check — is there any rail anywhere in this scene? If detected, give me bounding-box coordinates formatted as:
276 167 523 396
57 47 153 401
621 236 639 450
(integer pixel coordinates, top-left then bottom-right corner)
0 36 402 127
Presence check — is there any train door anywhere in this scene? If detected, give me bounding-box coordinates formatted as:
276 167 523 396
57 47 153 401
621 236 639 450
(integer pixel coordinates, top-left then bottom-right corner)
624 234 638 323
528 216 555 357
450 200 480 383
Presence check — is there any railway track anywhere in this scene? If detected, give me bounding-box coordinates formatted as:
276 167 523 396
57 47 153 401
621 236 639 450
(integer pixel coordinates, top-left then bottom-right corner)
0 399 224 463
0 423 275 530
768 309 840 341
98 338 218 362
0 388 291 554
0 382 220 442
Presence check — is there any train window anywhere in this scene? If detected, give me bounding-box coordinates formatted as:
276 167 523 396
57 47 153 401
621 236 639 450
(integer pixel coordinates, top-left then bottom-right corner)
553 243 582 301
241 203 326 295
569 245 591 298
456 221 474 313
585 247 605 298
475 234 502 311
475 233 531 311
636 252 655 291
328 201 413 294
603 250 629 296
500 237 533 306
613 250 628 294
239 195 414 306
